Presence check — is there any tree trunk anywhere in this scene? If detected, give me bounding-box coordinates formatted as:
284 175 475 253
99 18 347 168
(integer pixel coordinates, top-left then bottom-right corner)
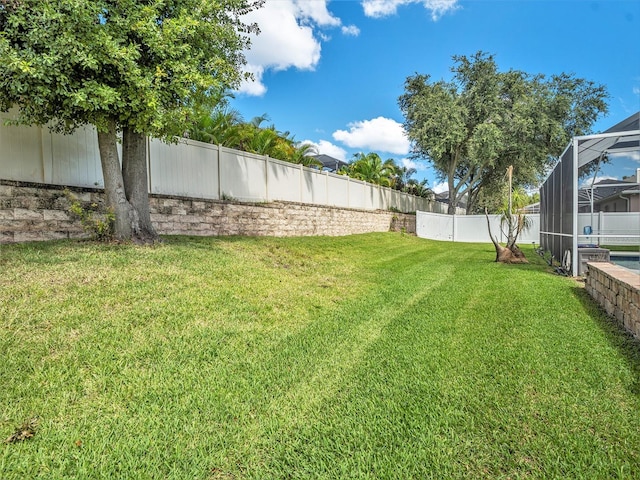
466 186 479 215
97 119 134 241
447 176 457 215
122 128 159 243
485 209 527 264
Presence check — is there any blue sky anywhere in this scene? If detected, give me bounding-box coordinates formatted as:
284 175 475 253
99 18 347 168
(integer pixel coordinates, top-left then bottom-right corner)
231 0 640 191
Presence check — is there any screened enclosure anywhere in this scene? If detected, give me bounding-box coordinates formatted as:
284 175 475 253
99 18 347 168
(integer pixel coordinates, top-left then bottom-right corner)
540 112 640 276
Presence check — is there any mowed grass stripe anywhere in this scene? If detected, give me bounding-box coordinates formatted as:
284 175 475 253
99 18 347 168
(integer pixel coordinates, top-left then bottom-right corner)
0 233 639 479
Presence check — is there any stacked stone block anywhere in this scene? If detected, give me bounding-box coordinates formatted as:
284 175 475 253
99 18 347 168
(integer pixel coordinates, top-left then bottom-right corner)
0 183 92 243
0 181 416 244
585 262 640 340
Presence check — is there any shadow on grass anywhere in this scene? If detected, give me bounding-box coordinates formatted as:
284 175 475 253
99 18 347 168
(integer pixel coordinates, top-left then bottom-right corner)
572 285 640 396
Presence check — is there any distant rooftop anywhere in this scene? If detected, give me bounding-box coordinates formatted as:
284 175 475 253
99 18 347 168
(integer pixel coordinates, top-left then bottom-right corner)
312 154 348 172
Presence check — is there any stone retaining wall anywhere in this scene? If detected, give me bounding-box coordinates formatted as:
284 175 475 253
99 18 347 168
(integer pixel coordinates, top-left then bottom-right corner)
585 262 640 340
0 181 415 244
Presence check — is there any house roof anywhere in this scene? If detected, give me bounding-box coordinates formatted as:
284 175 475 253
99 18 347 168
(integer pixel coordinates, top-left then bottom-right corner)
578 178 640 206
435 191 467 209
576 111 640 169
312 154 348 172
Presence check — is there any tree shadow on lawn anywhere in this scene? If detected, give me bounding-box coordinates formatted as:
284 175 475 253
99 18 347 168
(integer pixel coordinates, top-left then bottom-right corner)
571 285 640 396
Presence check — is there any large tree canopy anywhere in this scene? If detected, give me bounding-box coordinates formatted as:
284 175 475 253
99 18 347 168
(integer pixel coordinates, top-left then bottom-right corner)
398 52 609 214
0 0 262 241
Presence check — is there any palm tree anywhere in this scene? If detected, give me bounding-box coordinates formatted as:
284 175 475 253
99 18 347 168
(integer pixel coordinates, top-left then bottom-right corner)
405 178 434 199
342 153 398 186
188 106 244 146
394 165 417 191
189 111 320 168
290 143 322 168
485 165 531 264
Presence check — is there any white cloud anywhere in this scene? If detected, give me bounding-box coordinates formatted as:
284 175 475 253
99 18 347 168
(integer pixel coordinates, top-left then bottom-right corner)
341 24 360 36
609 151 640 162
237 1 356 96
239 64 267 96
301 139 348 161
332 117 410 155
633 86 640 96
400 158 429 171
362 0 459 21
238 1 321 95
432 181 448 193
580 175 617 188
295 0 341 26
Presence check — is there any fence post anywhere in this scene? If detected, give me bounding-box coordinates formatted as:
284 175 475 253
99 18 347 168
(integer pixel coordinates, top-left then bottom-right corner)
299 163 304 203
146 136 152 194
217 145 222 200
346 176 350 208
325 170 329 206
599 210 604 238
452 214 456 241
363 181 366 210
41 125 53 184
265 155 270 202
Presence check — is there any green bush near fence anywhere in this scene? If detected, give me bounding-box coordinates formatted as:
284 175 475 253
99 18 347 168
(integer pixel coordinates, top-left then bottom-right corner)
1 233 639 479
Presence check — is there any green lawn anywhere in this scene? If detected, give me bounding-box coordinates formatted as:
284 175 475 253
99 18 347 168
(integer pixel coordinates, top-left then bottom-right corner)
600 245 640 252
1 233 639 479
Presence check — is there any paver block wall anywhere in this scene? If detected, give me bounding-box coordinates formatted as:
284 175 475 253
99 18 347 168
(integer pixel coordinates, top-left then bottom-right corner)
0 181 415 244
585 262 640 340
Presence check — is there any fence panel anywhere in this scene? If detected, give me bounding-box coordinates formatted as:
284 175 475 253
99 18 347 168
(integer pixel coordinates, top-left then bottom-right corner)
363 183 377 210
267 159 302 203
49 127 103 188
348 179 366 210
418 212 541 244
370 186 385 210
300 169 328 205
0 122 44 184
518 215 540 244
452 214 500 243
219 147 267 202
378 188 391 211
578 212 640 245
417 212 454 241
150 138 218 199
326 174 349 208
399 192 411 212
388 190 400 211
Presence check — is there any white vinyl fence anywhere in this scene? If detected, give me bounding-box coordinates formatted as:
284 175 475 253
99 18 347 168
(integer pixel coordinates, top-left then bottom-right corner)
577 211 640 246
0 119 446 214
418 210 638 246
417 211 541 244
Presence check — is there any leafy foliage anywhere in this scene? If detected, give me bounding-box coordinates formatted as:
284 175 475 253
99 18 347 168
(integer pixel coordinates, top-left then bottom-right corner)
64 189 115 241
1 0 262 136
0 0 263 240
399 51 609 214
338 153 434 198
339 152 398 186
189 108 322 167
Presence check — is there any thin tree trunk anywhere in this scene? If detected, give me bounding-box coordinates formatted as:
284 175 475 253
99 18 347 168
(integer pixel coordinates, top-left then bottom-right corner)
485 208 527 264
447 176 457 215
122 127 158 243
97 119 134 241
